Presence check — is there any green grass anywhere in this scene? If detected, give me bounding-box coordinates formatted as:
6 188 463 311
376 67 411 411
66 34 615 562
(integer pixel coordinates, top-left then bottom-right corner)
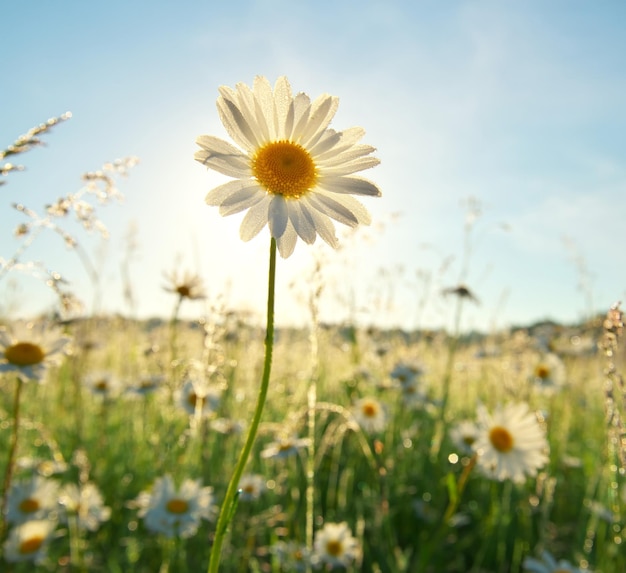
0 315 624 572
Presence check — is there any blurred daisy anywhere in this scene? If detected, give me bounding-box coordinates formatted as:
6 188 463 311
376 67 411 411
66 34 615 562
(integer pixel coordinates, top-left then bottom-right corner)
473 402 549 483
136 474 214 538
271 540 310 572
6 475 60 524
16 457 68 477
449 420 480 455
530 353 566 392
84 371 123 399
312 521 360 568
261 435 310 460
59 482 111 532
163 269 206 301
211 417 245 435
127 374 166 397
351 397 387 434
3 519 56 563
390 361 425 386
523 550 586 572
195 75 381 258
177 378 221 417
0 323 70 382
238 473 266 501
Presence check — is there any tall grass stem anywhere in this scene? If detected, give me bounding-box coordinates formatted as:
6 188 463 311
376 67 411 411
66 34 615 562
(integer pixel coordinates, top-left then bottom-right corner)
207 237 276 573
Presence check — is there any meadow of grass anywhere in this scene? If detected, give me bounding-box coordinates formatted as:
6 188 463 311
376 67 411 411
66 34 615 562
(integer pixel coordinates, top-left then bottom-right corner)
2 112 626 573
0 308 625 572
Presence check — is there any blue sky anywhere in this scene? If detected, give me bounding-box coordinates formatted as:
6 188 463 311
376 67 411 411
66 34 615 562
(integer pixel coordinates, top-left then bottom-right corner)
2 0 625 332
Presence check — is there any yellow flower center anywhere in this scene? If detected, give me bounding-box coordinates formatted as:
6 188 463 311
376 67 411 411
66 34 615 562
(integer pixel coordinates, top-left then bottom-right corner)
187 392 198 408
489 426 514 452
19 535 44 555
95 379 109 391
463 435 476 446
362 402 378 418
252 140 317 198
535 364 550 379
176 285 192 298
19 498 40 513
326 539 344 557
242 484 256 494
166 498 189 514
5 342 45 367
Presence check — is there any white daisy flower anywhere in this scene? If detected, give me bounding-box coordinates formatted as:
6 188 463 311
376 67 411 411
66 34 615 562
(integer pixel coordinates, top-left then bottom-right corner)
449 420 480 455
523 549 586 572
261 435 310 460
238 473 266 501
59 482 111 532
136 474 214 538
0 323 70 382
473 402 549 483
3 519 56 563
84 371 123 399
530 353 567 392
272 540 310 571
6 475 60 524
390 361 425 386
195 75 381 258
351 397 387 434
177 378 221 417
312 521 360 568
126 374 166 396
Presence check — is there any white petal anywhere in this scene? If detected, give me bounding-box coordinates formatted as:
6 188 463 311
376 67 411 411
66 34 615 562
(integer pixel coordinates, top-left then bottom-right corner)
317 191 372 224
317 175 382 197
290 93 312 142
301 199 338 248
308 129 342 157
276 220 297 258
205 179 260 206
217 89 261 151
273 76 293 139
250 76 273 142
297 95 339 148
268 195 288 238
314 128 366 161
307 193 359 227
195 136 251 178
318 144 378 167
288 201 317 244
219 187 266 216
320 156 380 177
239 196 271 241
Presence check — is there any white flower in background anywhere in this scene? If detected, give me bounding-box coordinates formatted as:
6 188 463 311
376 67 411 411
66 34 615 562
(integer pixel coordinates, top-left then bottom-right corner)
271 540 310 572
238 474 266 501
0 323 70 382
59 482 111 532
530 353 566 392
312 521 360 568
84 371 123 399
390 361 425 386
136 475 214 538
351 397 387 434
473 402 549 483
6 475 60 524
261 435 310 460
3 519 56 563
523 549 587 572
177 378 221 417
127 374 166 397
195 75 381 258
449 420 480 455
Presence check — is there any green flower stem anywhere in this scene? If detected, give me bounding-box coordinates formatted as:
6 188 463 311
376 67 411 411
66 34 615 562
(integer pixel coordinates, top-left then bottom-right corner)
0 377 23 542
207 237 277 573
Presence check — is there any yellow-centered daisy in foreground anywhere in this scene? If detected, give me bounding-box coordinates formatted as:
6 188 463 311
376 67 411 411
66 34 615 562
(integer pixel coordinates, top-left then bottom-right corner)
473 402 549 484
195 75 381 258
